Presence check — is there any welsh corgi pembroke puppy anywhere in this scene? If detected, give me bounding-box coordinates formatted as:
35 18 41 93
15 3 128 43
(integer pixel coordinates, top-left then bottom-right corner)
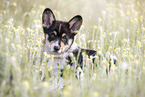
42 8 116 76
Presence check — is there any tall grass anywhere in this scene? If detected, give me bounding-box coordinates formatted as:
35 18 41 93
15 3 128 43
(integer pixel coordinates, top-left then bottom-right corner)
0 0 145 97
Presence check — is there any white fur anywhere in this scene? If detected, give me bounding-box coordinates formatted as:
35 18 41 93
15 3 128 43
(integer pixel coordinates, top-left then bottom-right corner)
47 53 68 70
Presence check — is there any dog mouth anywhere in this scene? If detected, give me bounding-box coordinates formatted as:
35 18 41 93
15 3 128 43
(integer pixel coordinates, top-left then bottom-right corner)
51 50 64 55
53 51 61 54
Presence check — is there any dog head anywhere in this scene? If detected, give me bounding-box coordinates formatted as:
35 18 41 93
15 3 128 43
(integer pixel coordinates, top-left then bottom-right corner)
42 8 82 55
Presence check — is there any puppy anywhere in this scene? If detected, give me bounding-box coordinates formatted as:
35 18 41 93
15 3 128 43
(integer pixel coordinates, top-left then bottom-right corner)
42 8 116 76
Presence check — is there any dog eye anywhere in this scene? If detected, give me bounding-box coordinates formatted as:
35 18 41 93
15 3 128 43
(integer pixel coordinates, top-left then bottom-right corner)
62 36 67 39
62 36 67 41
50 34 55 39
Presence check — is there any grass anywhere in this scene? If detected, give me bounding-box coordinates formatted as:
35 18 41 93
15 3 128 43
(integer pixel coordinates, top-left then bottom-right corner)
0 0 145 97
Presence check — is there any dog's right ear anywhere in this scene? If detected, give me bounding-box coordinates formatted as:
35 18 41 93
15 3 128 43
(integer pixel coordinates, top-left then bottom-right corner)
68 15 83 35
42 8 55 28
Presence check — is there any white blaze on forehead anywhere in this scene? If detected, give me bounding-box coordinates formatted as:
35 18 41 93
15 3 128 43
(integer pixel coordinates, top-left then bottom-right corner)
59 24 62 33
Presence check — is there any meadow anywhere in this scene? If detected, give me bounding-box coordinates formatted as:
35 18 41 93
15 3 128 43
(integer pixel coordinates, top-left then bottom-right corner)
0 0 145 97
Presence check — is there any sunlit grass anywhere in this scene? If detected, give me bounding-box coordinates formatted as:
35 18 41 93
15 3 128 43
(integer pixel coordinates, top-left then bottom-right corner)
0 0 145 97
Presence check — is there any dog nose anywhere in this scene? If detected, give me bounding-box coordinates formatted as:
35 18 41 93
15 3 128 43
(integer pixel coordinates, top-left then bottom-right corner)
54 46 60 51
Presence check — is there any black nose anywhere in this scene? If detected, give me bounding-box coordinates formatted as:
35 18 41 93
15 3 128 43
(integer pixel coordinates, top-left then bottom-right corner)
54 46 60 51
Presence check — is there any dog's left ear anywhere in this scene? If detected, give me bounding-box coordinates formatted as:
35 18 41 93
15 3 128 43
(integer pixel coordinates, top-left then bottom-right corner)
42 8 56 28
68 15 83 34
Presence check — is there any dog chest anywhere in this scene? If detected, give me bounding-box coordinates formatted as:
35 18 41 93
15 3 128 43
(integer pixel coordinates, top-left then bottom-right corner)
47 57 66 70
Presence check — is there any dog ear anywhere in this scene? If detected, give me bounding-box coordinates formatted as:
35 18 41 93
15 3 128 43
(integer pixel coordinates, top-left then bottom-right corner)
42 8 56 28
68 15 83 34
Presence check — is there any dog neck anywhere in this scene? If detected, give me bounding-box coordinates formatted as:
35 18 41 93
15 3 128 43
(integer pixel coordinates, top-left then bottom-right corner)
46 42 78 71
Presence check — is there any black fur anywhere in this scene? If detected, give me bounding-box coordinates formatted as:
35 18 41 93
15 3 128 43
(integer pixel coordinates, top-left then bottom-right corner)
72 48 97 67
43 21 74 44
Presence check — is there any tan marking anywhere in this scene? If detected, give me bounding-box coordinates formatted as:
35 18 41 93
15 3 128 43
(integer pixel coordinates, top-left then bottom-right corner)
53 31 57 36
62 33 66 37
50 40 55 44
